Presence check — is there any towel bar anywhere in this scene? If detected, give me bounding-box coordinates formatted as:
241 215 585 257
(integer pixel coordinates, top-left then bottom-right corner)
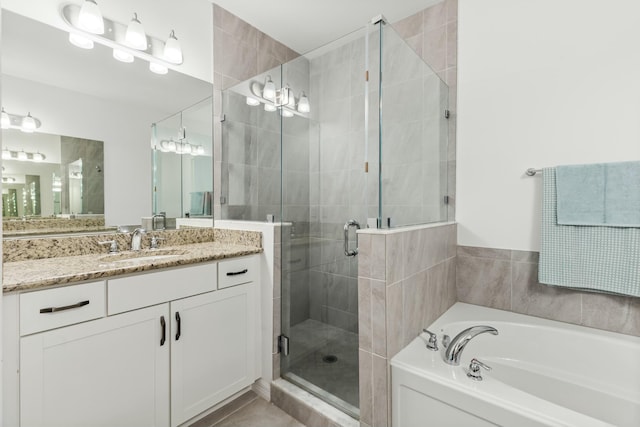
525 168 542 176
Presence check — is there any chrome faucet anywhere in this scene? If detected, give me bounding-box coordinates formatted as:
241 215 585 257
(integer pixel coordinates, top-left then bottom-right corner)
131 228 146 251
443 325 498 365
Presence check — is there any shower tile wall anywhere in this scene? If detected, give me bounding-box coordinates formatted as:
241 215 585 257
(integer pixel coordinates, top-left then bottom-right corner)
357 223 457 427
212 4 299 221
60 136 104 215
392 0 458 221
457 246 640 337
306 37 368 334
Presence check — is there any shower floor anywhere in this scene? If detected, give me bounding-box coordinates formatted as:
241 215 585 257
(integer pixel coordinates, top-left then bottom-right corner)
283 319 359 416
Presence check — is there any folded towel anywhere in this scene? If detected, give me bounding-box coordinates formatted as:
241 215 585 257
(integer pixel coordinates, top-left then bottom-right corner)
539 167 640 297
556 161 640 227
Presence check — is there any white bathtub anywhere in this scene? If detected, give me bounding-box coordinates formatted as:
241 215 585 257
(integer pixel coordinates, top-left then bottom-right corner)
391 303 640 427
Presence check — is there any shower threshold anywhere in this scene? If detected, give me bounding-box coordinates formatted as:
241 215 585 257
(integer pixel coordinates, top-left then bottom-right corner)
282 372 359 420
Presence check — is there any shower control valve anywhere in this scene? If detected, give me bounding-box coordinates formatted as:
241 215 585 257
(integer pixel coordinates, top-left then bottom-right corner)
422 329 439 351
467 358 492 381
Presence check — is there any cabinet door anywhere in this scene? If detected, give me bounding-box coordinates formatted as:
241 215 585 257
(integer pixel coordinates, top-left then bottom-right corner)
170 283 257 427
21 304 170 427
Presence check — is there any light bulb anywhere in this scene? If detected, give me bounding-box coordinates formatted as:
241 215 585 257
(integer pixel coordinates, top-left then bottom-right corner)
78 0 104 34
281 109 294 118
149 62 168 75
125 13 147 50
21 113 37 133
297 92 310 113
69 33 94 49
164 30 183 64
113 48 134 63
264 103 277 112
263 76 276 101
246 97 260 106
195 146 205 155
1 108 10 129
17 151 28 161
32 152 46 162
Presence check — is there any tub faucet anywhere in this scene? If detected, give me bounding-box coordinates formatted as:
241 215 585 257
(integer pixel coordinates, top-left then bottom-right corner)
131 228 146 251
443 325 498 365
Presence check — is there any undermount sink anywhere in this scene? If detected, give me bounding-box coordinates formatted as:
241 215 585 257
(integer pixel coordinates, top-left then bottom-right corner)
99 249 187 265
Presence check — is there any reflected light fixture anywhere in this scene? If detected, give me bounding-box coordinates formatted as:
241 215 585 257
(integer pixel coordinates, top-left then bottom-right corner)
164 30 183 64
125 13 147 50
246 97 260 106
298 92 310 113
0 109 42 133
149 62 168 75
113 48 134 63
281 109 294 118
264 103 277 112
17 151 28 161
69 33 94 49
78 0 104 34
1 108 10 129
263 76 276 101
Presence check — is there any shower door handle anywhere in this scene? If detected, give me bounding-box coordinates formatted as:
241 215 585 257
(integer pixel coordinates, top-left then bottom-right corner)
344 220 361 257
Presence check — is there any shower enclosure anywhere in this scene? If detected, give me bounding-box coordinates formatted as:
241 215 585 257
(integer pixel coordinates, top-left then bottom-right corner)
221 18 449 418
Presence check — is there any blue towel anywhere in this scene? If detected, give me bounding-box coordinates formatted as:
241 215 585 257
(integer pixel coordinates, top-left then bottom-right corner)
556 161 640 227
539 168 640 297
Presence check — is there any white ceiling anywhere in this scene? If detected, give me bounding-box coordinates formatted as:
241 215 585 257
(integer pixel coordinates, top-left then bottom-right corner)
209 0 443 54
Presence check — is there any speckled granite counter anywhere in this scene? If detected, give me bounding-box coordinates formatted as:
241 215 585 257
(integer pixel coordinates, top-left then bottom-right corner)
3 228 263 293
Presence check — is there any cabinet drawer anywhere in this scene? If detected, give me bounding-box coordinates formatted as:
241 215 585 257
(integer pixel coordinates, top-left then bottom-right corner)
20 281 106 336
217 255 258 289
108 263 217 315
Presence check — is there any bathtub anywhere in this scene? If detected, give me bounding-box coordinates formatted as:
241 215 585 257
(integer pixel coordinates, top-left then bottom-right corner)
390 303 640 427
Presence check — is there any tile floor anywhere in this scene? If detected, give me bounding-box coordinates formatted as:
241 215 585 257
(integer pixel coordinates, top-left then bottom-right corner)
189 391 304 427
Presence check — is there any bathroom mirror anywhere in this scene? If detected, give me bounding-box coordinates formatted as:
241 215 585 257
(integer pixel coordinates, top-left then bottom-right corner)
1 7 213 237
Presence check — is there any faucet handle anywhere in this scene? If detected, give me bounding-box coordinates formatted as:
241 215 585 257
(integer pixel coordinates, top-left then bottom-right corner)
150 236 165 249
98 240 118 254
467 358 491 381
422 329 439 351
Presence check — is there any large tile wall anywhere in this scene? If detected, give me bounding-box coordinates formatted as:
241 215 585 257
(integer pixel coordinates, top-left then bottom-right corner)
357 223 457 427
392 0 458 221
457 245 640 337
211 4 299 221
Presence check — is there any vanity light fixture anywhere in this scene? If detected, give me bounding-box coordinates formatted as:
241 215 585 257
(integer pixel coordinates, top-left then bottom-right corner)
163 30 183 64
125 13 147 50
78 0 104 34
0 109 42 133
61 3 182 76
2 177 16 183
2 148 47 163
17 151 28 161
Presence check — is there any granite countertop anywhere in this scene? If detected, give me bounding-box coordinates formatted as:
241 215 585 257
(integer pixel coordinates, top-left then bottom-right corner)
3 241 262 293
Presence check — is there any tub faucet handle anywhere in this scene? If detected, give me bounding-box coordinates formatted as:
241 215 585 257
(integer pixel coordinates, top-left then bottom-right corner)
467 358 491 381
422 329 439 351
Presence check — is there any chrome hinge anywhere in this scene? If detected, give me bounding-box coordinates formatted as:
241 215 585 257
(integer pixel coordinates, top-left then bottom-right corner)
278 335 290 356
445 109 450 119
444 195 450 205
219 196 227 205
220 114 226 123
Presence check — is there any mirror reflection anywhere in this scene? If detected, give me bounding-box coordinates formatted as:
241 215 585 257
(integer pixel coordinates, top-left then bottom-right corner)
1 7 213 236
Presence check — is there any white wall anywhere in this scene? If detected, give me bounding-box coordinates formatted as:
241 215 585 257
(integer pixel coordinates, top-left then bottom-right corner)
457 0 640 251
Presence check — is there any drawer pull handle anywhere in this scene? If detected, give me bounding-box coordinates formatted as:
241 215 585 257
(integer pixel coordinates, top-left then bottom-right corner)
175 311 181 341
160 316 166 346
226 269 248 276
39 300 90 314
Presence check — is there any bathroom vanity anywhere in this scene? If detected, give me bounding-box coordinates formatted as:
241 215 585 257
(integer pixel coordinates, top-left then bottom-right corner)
2 231 262 427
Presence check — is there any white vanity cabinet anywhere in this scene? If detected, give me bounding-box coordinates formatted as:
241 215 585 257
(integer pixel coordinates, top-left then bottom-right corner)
6 254 260 427
20 303 171 427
